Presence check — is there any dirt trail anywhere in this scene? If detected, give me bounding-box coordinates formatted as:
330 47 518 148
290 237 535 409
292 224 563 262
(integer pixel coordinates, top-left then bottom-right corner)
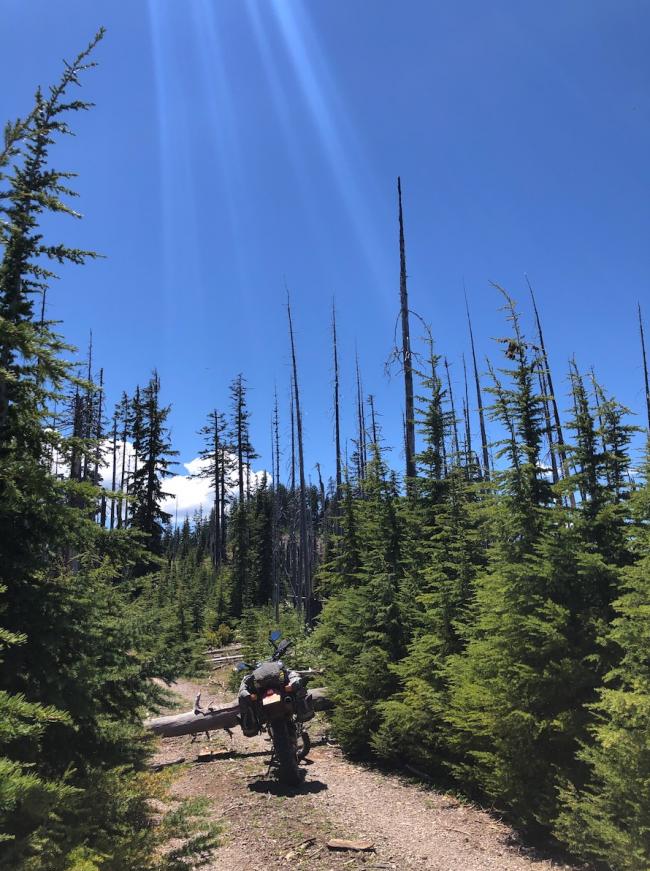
152 676 578 871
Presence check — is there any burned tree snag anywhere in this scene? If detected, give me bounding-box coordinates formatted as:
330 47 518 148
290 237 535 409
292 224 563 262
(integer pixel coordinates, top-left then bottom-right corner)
368 394 379 447
639 303 650 434
444 357 461 461
465 293 490 480
110 410 118 530
537 361 560 486
117 393 129 529
462 355 473 471
355 352 367 484
271 394 281 621
332 300 342 494
398 177 416 489
287 292 311 620
527 278 575 506
96 368 107 526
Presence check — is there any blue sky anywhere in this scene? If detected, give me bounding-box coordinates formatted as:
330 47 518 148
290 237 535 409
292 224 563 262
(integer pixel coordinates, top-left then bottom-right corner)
4 1 650 507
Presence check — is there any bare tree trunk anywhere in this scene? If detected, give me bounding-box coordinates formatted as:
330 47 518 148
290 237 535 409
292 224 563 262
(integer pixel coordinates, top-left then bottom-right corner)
537 362 560 486
462 354 473 470
287 293 311 620
95 368 106 526
290 391 296 493
355 352 366 485
315 461 325 508
117 393 129 529
145 687 333 738
130 386 141 526
639 303 650 434
332 301 342 494
271 402 280 622
527 278 574 506
287 388 298 605
464 293 490 480
568 359 588 504
444 357 460 462
398 177 416 488
70 389 83 485
368 394 378 447
110 411 118 530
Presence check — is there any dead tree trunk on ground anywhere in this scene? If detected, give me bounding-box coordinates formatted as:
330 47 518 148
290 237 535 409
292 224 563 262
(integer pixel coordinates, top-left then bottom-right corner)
145 687 333 738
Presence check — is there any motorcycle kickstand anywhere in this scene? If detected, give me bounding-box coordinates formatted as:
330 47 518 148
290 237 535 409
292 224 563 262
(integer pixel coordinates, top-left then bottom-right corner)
266 749 277 779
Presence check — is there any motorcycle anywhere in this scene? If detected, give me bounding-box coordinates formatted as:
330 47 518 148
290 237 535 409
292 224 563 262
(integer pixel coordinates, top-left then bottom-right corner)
237 631 315 786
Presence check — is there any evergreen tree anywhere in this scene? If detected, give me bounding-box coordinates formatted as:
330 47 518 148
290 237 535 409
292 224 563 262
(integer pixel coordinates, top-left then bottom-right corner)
373 335 483 769
555 452 650 870
0 38 218 867
443 294 573 827
193 409 231 567
130 371 177 556
229 374 256 504
316 445 403 756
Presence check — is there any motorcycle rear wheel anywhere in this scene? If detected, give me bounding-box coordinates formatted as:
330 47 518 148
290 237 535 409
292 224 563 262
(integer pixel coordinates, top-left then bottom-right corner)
297 729 311 760
270 718 302 786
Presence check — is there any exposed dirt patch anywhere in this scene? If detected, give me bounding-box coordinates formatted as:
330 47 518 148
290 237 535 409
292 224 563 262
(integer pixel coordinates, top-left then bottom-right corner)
151 675 579 871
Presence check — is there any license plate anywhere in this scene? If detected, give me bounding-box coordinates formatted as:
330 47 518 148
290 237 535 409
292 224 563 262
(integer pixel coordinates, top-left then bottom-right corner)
262 693 282 706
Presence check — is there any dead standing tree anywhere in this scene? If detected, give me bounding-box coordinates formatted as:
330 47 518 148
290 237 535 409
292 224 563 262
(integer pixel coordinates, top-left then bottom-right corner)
444 357 461 462
639 303 650 434
355 351 367 487
464 291 490 480
398 177 416 491
527 277 575 507
332 300 342 495
287 291 311 621
271 389 281 621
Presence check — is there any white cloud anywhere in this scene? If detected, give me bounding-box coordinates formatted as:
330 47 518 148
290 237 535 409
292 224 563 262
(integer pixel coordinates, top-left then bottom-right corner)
160 456 270 519
94 445 269 522
161 462 214 517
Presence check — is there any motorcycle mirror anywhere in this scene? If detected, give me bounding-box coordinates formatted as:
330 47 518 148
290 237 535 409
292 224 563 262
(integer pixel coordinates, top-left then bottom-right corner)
269 630 282 642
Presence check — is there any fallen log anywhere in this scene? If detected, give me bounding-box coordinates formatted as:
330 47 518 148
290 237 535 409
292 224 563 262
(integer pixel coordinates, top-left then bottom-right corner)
145 687 333 739
205 655 243 665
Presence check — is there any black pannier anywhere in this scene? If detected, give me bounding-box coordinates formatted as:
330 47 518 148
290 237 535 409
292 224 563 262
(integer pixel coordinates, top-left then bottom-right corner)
296 691 315 722
251 661 285 691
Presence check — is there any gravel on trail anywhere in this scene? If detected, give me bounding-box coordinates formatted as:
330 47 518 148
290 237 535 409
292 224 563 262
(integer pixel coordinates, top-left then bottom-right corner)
150 676 579 871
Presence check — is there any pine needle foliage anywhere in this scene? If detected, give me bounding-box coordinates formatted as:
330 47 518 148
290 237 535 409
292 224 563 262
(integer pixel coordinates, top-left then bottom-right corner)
316 446 404 756
555 451 650 870
0 36 220 869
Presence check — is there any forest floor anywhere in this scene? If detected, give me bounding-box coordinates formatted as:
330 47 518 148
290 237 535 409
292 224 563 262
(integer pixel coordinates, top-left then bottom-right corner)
151 674 583 871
